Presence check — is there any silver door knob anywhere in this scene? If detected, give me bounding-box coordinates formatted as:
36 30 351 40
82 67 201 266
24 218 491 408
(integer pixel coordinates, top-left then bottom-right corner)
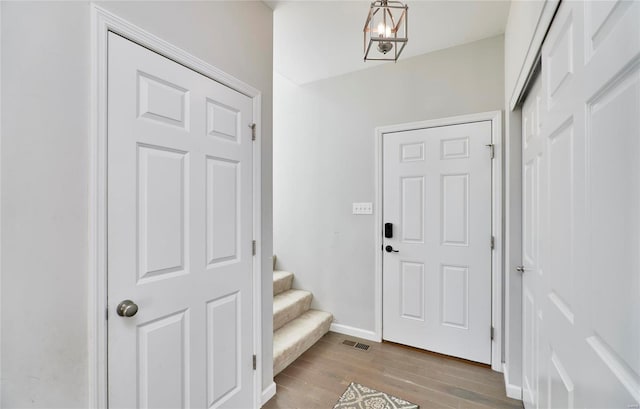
516 266 526 273
116 300 139 317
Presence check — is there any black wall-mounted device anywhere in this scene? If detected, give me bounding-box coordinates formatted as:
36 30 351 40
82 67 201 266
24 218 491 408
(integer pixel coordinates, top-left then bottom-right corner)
384 223 393 238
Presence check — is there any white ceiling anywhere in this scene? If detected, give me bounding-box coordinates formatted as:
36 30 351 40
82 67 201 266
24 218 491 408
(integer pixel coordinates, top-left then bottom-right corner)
270 0 511 84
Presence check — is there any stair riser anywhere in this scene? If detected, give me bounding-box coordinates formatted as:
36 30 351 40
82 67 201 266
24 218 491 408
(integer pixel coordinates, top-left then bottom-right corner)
273 275 293 296
273 293 312 331
273 312 332 376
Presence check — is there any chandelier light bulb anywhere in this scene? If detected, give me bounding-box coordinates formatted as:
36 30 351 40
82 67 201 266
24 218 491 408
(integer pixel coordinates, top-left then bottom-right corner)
377 22 392 38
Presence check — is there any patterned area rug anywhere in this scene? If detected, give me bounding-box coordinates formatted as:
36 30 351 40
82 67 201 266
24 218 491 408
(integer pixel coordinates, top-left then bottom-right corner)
333 382 419 409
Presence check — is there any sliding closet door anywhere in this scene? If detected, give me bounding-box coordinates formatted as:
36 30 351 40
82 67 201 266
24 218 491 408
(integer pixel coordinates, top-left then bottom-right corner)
521 2 640 408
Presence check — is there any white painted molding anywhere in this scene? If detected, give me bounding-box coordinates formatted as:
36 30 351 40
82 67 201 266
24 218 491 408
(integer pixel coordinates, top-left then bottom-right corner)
0 1 3 399
374 111 504 372
490 110 504 373
508 0 560 110
503 107 523 400
330 323 380 343
252 88 264 409
503 363 523 400
373 127 384 342
89 4 263 408
261 382 276 407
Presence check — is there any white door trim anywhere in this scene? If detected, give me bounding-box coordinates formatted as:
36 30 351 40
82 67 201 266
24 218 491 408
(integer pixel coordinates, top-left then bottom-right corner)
89 5 263 407
374 111 503 371
508 0 560 111
0 2 3 398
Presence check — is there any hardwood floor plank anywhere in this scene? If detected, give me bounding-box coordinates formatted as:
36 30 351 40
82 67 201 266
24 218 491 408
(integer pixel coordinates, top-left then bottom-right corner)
264 332 523 409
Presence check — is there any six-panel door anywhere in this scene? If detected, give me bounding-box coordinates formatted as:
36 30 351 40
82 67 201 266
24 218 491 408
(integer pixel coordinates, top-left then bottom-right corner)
521 1 640 407
107 33 254 408
382 122 493 364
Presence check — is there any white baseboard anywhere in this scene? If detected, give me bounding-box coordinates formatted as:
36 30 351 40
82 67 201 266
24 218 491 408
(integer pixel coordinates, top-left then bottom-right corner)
261 382 276 407
330 323 380 342
503 363 523 400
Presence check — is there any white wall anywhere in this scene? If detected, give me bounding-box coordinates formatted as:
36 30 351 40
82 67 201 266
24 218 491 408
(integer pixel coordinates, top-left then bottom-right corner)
2 3 90 405
274 35 504 333
0 2 273 406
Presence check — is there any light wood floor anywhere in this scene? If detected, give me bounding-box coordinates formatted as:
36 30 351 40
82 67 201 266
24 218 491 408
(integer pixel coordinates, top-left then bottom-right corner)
264 331 523 409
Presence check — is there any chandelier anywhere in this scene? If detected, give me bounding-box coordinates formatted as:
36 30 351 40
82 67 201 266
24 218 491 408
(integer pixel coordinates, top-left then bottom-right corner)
363 0 408 62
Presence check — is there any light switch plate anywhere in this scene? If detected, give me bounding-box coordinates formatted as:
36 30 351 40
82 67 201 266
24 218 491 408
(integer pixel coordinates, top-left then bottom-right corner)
352 202 373 215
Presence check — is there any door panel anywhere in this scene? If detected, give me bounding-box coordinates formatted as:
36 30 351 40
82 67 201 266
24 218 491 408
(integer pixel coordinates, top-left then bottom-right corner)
206 293 241 407
137 145 188 282
137 310 189 409
108 33 254 408
383 121 492 364
206 157 240 265
441 265 468 329
521 1 640 407
400 262 425 321
401 176 425 242
441 173 469 246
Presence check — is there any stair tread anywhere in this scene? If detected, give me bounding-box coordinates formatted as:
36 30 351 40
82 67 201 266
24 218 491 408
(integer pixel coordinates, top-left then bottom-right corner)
273 270 294 281
273 289 312 313
273 309 333 375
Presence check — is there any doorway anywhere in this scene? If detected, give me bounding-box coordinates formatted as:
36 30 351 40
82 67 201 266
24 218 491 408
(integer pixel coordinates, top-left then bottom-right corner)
374 112 503 370
90 7 264 406
107 32 255 408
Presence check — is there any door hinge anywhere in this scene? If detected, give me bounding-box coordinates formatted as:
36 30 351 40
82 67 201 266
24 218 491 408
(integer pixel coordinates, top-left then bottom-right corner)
249 123 256 141
106 307 109 320
252 240 256 256
252 354 257 370
491 326 495 341
485 144 495 159
490 236 495 250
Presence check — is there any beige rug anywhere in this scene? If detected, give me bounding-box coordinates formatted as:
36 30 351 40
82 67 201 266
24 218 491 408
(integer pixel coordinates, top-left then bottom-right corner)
333 382 419 409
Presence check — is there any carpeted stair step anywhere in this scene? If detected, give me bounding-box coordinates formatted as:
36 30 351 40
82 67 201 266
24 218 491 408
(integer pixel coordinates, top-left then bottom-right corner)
273 309 333 375
273 270 294 296
273 289 313 331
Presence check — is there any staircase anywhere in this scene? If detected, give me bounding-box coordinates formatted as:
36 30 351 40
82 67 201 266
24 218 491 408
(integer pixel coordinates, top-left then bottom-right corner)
272 262 333 375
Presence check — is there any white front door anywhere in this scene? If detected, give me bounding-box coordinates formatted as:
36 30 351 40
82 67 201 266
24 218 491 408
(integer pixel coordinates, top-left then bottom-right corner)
520 1 640 407
107 33 255 408
382 121 493 364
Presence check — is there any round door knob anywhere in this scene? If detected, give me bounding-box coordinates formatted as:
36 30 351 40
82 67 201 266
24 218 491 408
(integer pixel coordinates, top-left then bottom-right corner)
516 266 526 273
385 245 399 253
116 300 138 317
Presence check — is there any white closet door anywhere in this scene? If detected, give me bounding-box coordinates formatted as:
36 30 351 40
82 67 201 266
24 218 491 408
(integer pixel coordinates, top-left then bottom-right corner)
521 1 640 407
107 33 255 409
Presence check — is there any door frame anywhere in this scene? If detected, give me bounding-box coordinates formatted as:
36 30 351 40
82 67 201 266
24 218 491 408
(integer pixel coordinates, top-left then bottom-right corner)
374 111 503 371
88 5 263 408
